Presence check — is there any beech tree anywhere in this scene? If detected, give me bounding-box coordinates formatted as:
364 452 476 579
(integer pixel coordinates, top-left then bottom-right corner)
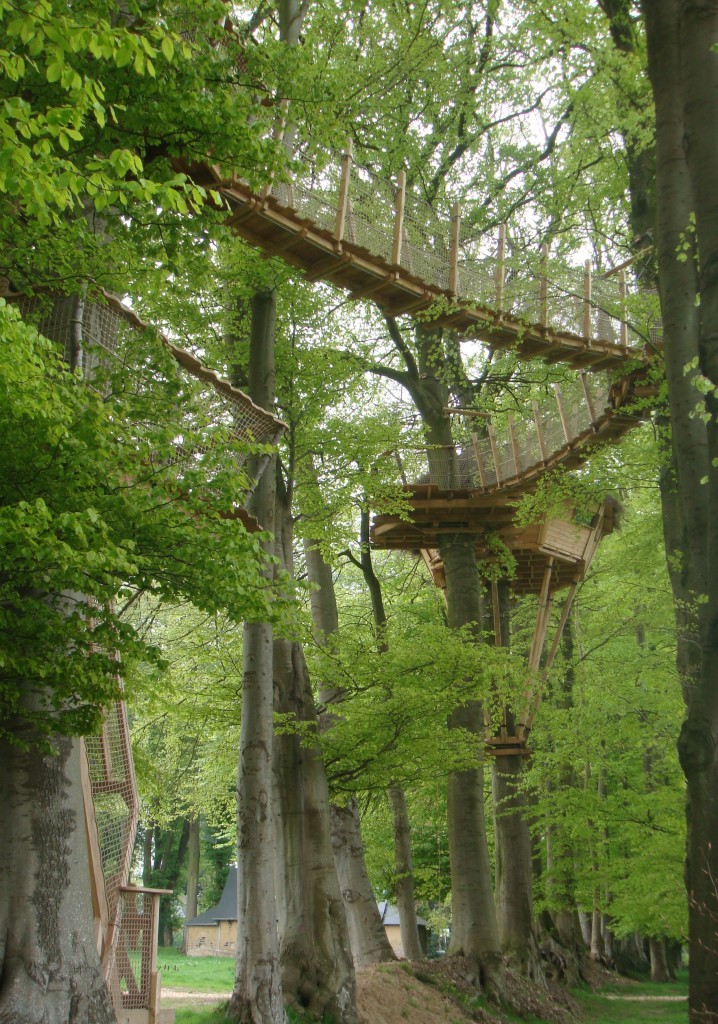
641 2 718 1018
0 4 294 1021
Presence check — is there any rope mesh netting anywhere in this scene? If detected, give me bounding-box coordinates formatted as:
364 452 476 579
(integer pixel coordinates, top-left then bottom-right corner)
257 138 660 350
15 294 285 484
392 372 614 491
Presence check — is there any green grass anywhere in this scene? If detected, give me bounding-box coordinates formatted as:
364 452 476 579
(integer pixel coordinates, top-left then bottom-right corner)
156 946 234 993
571 973 689 1024
162 950 689 1024
175 1010 232 1024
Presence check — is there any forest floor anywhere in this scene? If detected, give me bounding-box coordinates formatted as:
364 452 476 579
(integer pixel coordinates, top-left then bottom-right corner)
161 953 688 1024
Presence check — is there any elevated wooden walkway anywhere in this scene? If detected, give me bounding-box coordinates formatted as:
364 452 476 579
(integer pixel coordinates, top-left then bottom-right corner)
179 152 657 372
371 362 649 560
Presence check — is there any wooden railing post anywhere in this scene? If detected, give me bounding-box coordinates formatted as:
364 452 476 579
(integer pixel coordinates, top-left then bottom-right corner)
334 138 353 244
508 414 521 478
580 370 597 424
539 243 549 327
448 201 461 295
392 169 406 266
532 399 548 463
553 383 571 444
619 268 629 347
495 224 506 311
583 258 592 340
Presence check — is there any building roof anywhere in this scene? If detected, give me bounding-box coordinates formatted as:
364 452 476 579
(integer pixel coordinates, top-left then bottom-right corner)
377 900 427 929
185 866 237 927
185 875 427 932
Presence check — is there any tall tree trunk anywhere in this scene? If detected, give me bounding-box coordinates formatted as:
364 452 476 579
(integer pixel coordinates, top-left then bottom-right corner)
351 509 422 962
407 324 504 1000
186 816 200 922
229 289 284 1024
273 487 357 1022
649 937 671 983
492 748 542 980
491 582 542 981
643 4 718 1018
387 784 424 960
303 536 395 967
329 801 396 966
0 731 116 1024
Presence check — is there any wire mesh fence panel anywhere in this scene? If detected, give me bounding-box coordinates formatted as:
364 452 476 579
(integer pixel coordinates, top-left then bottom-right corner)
347 165 396 261
84 701 139 925
14 295 285 497
458 256 502 310
112 889 160 1013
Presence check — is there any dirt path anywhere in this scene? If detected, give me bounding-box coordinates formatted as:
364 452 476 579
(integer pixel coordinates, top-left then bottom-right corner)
604 994 687 1002
162 988 229 1007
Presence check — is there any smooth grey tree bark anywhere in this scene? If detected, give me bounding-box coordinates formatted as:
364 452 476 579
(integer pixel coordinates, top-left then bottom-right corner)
303 537 396 968
490 582 543 981
0 730 116 1024
229 289 284 1024
186 816 200 923
272 483 357 1022
373 319 504 1000
387 783 424 960
643 6 718 1016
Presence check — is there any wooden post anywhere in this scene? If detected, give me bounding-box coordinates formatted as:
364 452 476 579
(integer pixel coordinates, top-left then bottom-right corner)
521 581 578 737
334 138 353 243
491 579 502 647
518 559 554 738
553 383 571 444
528 559 554 671
80 742 109 957
392 170 406 266
487 422 502 484
448 201 461 295
619 268 629 347
580 370 597 424
471 433 488 488
495 224 506 311
508 414 521 478
532 399 548 462
539 243 549 327
583 258 592 340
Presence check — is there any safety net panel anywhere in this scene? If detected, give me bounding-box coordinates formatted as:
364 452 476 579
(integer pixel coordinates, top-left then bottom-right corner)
83 700 139 926
113 888 160 1012
14 293 286 487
